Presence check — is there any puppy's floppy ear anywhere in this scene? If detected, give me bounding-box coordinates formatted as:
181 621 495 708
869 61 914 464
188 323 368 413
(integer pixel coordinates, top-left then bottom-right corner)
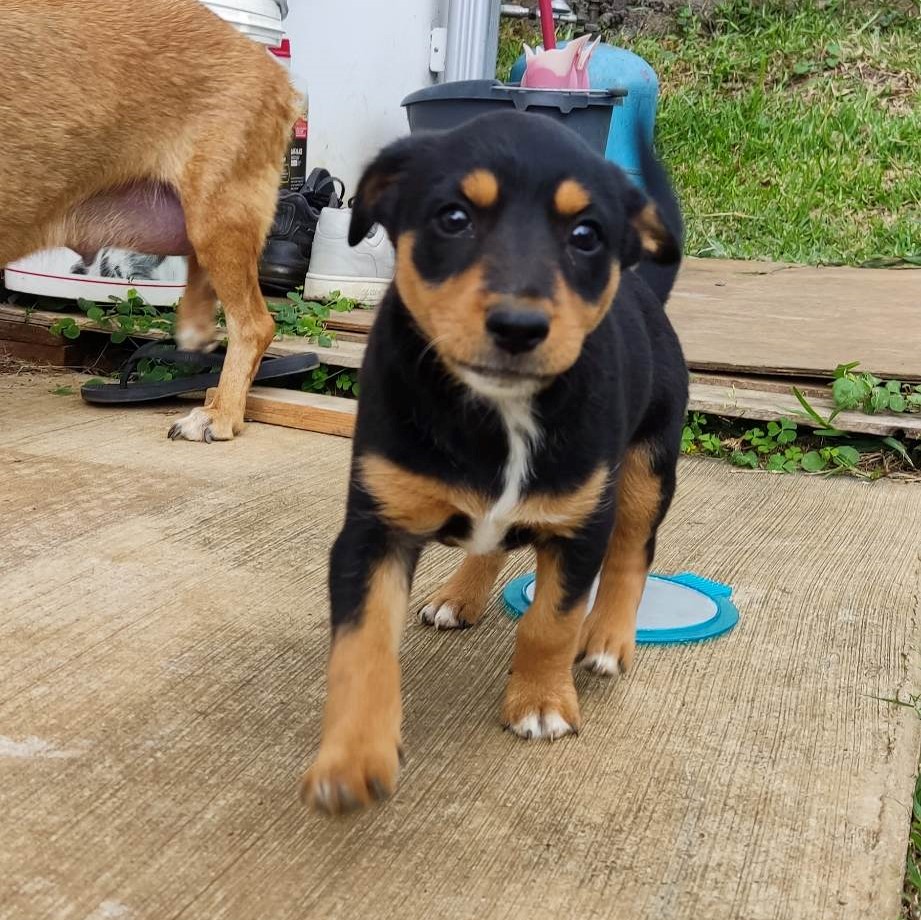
348 135 429 246
621 182 681 268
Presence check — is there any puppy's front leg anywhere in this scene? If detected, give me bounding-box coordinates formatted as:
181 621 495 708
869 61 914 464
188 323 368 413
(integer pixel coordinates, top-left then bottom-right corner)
503 524 611 741
302 508 417 814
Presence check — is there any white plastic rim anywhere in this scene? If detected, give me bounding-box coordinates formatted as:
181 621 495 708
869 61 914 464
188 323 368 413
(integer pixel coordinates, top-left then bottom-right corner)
4 249 188 308
200 0 284 46
522 574 719 632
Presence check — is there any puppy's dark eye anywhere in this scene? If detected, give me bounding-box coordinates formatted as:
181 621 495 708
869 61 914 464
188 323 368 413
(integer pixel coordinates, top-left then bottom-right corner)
569 221 603 253
437 205 472 236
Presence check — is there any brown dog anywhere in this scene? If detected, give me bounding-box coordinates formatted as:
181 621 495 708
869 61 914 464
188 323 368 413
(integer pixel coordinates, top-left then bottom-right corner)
0 0 299 441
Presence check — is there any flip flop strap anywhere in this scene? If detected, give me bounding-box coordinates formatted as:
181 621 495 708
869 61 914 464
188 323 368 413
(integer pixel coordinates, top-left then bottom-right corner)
117 340 225 388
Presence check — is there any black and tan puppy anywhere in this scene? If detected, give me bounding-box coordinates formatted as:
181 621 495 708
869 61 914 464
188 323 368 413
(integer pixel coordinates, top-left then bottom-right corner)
303 112 687 813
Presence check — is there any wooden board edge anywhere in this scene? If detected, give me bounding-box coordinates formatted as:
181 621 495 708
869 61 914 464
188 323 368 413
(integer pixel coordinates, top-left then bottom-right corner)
208 386 357 438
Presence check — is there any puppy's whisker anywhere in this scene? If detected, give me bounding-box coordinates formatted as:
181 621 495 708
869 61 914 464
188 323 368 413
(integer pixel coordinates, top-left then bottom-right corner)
416 333 452 370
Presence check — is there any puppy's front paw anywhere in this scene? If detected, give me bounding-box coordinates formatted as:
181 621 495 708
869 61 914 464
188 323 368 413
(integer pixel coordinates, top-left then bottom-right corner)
167 407 237 443
577 613 636 677
502 672 581 741
301 738 401 815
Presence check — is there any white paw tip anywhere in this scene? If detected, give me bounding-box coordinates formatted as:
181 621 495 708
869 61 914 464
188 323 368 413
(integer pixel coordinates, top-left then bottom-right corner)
581 652 620 676
313 781 334 809
168 407 214 443
509 713 542 739
433 604 460 630
508 711 575 741
175 327 218 352
420 603 463 629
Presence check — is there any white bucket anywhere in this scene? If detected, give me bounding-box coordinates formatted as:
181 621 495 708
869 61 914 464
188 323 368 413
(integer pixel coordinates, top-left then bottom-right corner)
201 0 284 46
4 1 284 306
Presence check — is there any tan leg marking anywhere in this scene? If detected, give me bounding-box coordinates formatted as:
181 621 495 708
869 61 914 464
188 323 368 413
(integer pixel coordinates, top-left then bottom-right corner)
579 445 662 676
420 550 505 630
302 555 410 813
502 547 584 740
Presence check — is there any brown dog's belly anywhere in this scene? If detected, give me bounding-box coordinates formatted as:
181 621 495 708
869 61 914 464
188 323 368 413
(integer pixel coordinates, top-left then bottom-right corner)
64 181 192 261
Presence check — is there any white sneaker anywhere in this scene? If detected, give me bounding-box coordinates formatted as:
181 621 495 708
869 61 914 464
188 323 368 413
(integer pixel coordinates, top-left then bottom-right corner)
302 207 394 305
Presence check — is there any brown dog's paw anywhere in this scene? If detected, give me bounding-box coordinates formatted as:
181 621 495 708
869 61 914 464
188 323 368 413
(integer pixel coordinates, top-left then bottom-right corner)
577 614 636 677
175 321 220 353
301 739 401 815
167 407 238 443
501 672 581 741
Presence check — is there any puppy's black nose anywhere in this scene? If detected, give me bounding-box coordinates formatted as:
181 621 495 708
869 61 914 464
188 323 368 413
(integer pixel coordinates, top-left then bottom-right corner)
486 308 550 355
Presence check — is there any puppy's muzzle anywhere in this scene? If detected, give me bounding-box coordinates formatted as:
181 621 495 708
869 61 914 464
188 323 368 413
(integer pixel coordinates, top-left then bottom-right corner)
486 304 550 355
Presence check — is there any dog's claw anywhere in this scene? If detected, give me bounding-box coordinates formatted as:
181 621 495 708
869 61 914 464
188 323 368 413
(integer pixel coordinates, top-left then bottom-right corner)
337 785 360 812
369 777 389 801
203 427 213 444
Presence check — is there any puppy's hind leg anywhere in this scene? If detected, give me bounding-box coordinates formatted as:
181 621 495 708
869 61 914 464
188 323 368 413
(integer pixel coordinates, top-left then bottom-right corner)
578 443 676 676
419 550 505 630
168 170 279 443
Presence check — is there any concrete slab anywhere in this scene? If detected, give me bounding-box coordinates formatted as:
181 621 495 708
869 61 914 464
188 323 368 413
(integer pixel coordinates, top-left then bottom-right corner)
1 374 919 920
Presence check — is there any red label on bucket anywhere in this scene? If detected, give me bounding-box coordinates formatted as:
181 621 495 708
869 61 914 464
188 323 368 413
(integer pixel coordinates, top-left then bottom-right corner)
294 117 308 139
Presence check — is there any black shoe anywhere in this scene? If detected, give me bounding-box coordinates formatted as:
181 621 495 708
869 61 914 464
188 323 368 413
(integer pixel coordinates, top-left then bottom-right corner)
259 168 345 294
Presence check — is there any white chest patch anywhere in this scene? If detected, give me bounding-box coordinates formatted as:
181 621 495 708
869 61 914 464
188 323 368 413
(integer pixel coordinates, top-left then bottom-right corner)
465 396 540 555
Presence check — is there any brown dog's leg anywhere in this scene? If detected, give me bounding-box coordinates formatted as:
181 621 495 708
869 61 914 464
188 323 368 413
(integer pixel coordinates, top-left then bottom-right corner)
302 549 413 814
502 545 587 740
578 445 666 676
168 174 278 442
174 254 220 353
419 550 505 629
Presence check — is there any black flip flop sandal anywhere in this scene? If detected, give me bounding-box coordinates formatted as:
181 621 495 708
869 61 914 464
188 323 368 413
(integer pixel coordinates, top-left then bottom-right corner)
80 340 319 404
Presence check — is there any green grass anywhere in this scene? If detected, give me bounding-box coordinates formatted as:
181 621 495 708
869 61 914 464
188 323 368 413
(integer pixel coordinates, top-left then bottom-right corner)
499 1 921 265
906 768 921 919
881 693 921 919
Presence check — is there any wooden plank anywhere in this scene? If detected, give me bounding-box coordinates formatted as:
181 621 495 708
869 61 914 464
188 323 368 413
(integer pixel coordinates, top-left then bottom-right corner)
689 379 921 439
671 258 921 381
0 317 65 347
234 376 921 442
0 303 102 334
690 371 828 398
0 303 366 370
207 385 357 437
265 298 376 335
266 335 364 368
0 338 80 366
325 308 375 334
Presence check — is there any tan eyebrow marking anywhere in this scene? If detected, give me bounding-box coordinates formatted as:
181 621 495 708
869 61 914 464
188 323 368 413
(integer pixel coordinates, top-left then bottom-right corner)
554 178 591 215
460 169 500 208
